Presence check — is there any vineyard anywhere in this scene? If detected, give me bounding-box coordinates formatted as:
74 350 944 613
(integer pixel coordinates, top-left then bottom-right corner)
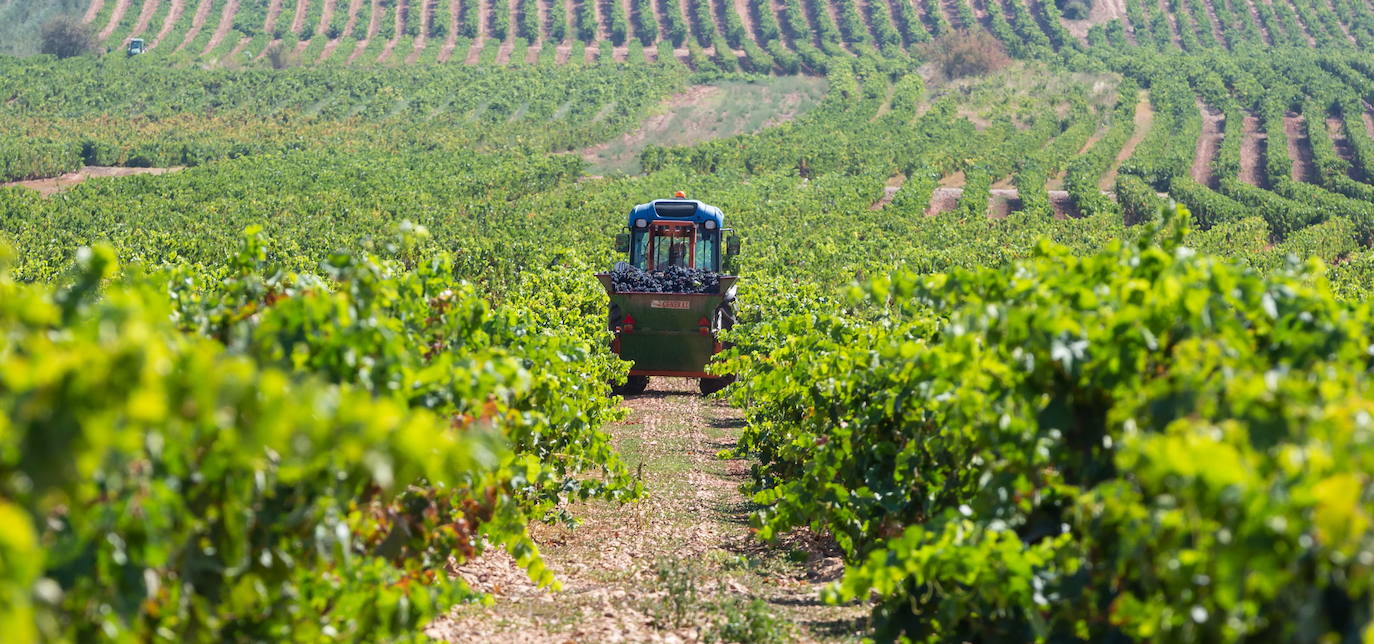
23 0 1374 68
4 0 1374 640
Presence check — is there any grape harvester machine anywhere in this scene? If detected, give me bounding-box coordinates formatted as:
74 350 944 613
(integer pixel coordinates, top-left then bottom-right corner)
596 195 740 395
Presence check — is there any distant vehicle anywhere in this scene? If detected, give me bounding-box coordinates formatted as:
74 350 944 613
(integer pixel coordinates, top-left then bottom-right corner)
127 39 146 57
596 193 741 396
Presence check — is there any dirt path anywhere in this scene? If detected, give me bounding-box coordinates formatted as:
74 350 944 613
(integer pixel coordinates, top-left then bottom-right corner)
1199 0 1228 45
84 0 107 24
151 0 186 47
732 0 757 42
347 0 383 63
1285 113 1318 183
426 379 867 642
1155 0 1183 48
1241 0 1273 45
263 0 285 31
1282 0 1319 46
1100 89 1153 190
405 0 430 63
378 0 408 62
98 0 133 40
439 0 461 60
1192 99 1225 188
226 34 252 59
938 0 963 29
1048 126 1105 190
319 0 338 34
1363 111 1374 139
127 0 161 42
202 0 243 56
1062 0 1130 43
1327 116 1363 181
290 0 309 32
463 0 490 64
869 175 906 210
174 0 214 51
1324 0 1359 44
320 0 363 61
1240 114 1269 187
3 166 183 197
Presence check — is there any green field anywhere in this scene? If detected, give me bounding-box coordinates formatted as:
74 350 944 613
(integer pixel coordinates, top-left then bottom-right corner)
4 0 1374 641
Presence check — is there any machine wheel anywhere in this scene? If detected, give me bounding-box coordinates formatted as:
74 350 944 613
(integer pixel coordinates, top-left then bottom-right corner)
699 375 735 396
613 375 650 396
715 299 737 330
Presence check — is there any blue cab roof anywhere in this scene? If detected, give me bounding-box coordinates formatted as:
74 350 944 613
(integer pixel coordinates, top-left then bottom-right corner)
627 199 725 228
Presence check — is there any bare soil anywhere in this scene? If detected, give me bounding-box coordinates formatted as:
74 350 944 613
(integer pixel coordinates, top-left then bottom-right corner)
463 0 490 64
347 0 384 63
174 0 214 52
1099 89 1153 190
925 186 961 215
439 0 461 60
1048 126 1104 190
321 0 366 62
1198 0 1227 45
377 0 408 63
1327 116 1363 181
494 39 515 64
1285 1 1319 46
264 0 285 31
98 0 133 40
127 0 161 43
1048 190 1078 219
1239 114 1269 188
227 35 252 59
1062 0 1129 42
151 0 187 48
988 188 1024 218
870 175 907 210
202 0 243 56
939 0 964 29
1364 111 1374 139
425 379 868 643
555 43 574 64
1192 99 1225 189
1323 0 1359 44
3 166 183 197
1241 0 1273 45
1155 0 1182 47
290 0 310 33
83 0 107 24
1284 113 1318 183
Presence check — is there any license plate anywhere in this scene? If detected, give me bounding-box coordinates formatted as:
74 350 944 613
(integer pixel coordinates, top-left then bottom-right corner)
650 299 691 310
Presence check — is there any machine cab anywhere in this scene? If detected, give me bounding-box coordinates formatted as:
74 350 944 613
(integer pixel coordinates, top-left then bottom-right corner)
127 38 146 56
616 196 733 272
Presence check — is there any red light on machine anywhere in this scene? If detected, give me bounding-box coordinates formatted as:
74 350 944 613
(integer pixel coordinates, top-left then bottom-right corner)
674 191 687 198
622 314 635 333
698 316 710 335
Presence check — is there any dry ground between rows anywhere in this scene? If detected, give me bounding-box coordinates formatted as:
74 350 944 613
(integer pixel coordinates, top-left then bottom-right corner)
427 378 868 643
2 166 183 196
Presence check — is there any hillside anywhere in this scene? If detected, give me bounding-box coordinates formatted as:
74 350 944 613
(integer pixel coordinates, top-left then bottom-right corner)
55 0 1374 68
4 0 1374 642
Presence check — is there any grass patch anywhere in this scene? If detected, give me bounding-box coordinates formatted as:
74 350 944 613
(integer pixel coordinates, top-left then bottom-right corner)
581 75 828 175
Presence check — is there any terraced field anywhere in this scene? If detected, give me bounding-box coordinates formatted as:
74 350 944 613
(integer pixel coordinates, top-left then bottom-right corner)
7 0 1374 641
68 0 1374 67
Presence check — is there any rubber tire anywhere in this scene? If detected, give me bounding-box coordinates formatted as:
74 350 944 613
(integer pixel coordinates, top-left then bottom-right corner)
613 375 650 396
699 375 735 396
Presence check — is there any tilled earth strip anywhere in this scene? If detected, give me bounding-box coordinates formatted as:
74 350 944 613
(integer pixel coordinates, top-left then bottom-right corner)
427 378 867 643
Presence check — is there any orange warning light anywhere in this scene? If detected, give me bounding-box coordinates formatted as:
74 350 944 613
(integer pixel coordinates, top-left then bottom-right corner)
674 191 686 198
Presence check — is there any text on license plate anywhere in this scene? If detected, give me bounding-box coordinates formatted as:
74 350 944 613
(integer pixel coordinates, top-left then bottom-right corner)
650 299 691 310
